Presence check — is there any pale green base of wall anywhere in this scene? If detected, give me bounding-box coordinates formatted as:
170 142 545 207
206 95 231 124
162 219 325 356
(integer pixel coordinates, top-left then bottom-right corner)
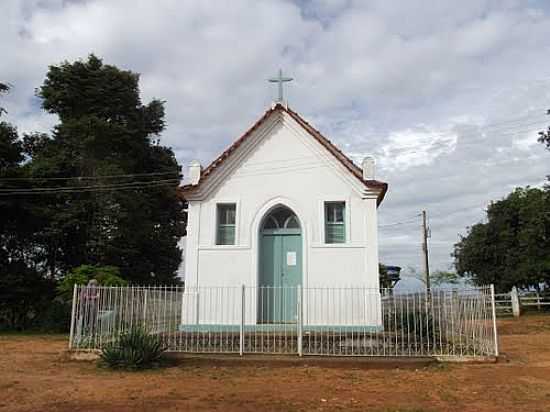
178 324 384 333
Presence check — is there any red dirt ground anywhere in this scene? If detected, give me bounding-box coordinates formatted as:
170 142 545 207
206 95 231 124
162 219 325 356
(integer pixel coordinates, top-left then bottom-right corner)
1 315 550 412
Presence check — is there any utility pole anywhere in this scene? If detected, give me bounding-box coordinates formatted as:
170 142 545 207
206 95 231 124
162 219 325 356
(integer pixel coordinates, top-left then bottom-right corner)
421 210 431 294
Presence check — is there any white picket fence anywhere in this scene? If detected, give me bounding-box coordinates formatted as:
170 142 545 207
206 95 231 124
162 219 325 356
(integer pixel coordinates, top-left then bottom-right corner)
69 284 498 359
494 293 514 315
495 288 550 317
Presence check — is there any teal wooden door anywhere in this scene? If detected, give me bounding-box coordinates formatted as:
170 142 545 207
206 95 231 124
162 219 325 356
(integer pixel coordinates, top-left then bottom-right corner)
258 207 302 324
281 234 302 289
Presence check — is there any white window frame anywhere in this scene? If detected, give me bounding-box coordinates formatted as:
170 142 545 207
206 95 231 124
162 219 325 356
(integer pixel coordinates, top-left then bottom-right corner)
325 201 345 244
212 199 240 247
318 197 351 246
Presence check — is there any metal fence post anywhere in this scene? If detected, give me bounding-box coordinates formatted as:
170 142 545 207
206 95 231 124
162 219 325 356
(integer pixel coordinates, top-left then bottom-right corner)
297 285 303 356
68 284 78 350
490 284 499 357
195 288 200 325
240 284 245 356
511 286 521 317
143 288 148 327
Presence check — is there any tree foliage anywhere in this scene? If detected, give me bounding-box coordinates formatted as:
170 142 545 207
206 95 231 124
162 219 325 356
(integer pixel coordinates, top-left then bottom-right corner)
540 109 550 183
0 265 56 330
26 55 185 283
0 82 54 330
539 110 550 149
454 187 550 292
0 83 23 172
431 270 461 286
0 56 186 330
57 264 127 300
402 266 461 288
0 82 9 116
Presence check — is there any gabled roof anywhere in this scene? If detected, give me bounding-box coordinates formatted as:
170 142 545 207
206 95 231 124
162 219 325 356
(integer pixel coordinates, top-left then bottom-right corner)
179 103 388 205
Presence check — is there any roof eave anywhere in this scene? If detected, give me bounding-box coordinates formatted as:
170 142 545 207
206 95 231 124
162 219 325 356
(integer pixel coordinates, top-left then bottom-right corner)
371 181 388 207
178 103 389 206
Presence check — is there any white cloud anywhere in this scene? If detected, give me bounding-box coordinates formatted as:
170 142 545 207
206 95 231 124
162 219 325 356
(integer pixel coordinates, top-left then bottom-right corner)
2 0 550 274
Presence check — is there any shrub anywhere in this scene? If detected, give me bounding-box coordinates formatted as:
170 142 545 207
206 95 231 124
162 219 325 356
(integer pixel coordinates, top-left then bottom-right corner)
0 268 57 331
401 309 440 342
58 265 127 300
384 305 441 344
100 327 166 370
35 298 71 333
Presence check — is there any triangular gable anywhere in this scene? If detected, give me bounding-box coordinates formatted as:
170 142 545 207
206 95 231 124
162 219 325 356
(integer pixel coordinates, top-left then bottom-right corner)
179 103 388 205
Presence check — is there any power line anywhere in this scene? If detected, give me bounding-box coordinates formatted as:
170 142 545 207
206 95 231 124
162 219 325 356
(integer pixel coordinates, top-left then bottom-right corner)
350 120 548 154
0 178 179 192
0 171 181 182
363 136 544 162
380 206 486 231
0 179 181 196
428 205 485 218
1 113 545 195
178 112 549 170
170 111 549 144
227 121 548 170
240 156 318 168
379 215 422 228
232 163 324 179
3 141 539 195
0 185 179 196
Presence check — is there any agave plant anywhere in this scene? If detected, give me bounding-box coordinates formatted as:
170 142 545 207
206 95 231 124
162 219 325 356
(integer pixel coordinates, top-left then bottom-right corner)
100 327 166 370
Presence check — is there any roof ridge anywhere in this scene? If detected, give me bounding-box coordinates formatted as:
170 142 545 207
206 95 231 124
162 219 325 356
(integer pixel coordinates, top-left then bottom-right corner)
179 104 388 205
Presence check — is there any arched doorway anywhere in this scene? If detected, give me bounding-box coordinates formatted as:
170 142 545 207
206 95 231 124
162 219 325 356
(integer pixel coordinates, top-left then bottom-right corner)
258 206 302 323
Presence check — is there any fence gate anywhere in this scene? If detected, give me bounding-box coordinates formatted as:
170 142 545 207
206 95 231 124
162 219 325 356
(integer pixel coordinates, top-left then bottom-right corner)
69 284 499 359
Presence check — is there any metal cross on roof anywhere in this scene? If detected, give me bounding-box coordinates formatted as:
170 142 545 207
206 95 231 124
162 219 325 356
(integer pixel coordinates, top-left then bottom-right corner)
268 69 293 103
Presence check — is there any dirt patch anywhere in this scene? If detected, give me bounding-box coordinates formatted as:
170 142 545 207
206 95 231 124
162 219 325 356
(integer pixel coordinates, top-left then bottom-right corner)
1 315 550 412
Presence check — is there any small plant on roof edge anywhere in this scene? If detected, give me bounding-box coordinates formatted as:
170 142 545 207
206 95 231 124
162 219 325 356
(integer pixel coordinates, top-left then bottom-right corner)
99 327 166 370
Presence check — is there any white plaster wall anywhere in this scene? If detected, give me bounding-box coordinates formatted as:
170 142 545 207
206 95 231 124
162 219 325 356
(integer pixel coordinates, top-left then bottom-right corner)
183 112 382 327
181 286 382 327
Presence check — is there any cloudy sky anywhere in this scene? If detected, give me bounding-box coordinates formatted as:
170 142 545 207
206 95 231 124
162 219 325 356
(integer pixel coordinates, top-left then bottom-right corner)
3 0 550 283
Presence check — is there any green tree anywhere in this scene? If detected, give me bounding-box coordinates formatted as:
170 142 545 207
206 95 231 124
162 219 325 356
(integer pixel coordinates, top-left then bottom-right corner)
430 270 461 286
540 109 550 183
27 55 185 283
454 187 550 292
0 83 23 172
57 264 127 300
0 266 56 330
403 266 461 288
0 82 9 117
0 83 56 330
539 110 550 149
